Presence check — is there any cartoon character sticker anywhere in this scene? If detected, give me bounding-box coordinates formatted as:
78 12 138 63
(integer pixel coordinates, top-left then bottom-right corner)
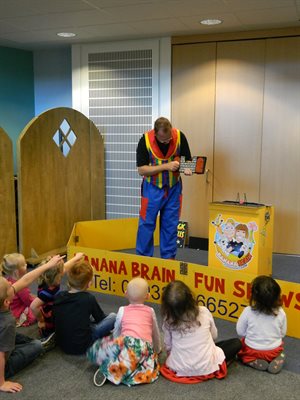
212 215 258 270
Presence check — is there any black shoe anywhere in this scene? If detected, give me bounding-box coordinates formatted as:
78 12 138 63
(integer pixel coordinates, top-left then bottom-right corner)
40 332 56 352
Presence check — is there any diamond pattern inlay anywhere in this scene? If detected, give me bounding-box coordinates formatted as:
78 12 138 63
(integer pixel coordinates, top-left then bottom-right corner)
53 119 77 157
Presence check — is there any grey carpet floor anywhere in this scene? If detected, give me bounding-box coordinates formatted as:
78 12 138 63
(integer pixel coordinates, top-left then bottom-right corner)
3 350 300 400
3 250 300 399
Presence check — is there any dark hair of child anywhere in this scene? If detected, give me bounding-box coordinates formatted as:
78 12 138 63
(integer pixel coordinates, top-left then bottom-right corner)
161 280 200 332
250 275 282 316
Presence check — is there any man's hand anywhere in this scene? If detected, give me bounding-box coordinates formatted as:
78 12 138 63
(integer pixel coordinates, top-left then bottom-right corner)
0 380 23 393
183 168 193 176
167 161 180 172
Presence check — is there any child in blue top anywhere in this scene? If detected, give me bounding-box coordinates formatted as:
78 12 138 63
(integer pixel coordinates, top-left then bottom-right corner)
30 252 84 338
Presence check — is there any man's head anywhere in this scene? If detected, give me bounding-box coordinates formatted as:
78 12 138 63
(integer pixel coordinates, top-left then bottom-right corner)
154 117 172 144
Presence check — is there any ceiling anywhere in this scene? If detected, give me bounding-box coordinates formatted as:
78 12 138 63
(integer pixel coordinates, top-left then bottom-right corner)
0 0 300 50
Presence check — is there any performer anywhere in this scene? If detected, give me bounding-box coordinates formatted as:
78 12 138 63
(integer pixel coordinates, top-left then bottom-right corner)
136 117 192 259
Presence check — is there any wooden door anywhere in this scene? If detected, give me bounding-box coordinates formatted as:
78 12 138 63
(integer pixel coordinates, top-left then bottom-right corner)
172 43 216 239
18 107 105 258
260 37 300 254
0 128 17 259
214 40 265 203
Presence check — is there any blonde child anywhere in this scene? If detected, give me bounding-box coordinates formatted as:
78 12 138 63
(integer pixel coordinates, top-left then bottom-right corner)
236 275 286 374
30 252 84 339
160 280 241 383
87 277 161 387
53 260 116 356
1 253 36 327
0 255 64 393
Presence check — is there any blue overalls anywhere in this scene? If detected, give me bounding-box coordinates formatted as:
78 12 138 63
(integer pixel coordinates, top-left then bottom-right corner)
136 129 182 259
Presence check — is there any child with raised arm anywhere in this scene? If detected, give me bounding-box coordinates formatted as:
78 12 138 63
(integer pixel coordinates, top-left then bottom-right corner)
53 260 116 355
160 280 241 383
236 275 286 374
87 277 161 387
0 254 64 393
1 253 36 327
30 252 84 339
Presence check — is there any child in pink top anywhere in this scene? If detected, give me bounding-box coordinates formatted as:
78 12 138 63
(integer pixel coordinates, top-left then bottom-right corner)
87 278 161 387
160 280 241 383
1 254 36 327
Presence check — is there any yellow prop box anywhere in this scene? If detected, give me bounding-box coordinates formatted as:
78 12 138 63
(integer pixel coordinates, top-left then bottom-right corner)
209 202 274 276
68 219 300 339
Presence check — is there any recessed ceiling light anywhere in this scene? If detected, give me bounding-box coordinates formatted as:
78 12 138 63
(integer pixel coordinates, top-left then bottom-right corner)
200 19 223 26
57 32 76 38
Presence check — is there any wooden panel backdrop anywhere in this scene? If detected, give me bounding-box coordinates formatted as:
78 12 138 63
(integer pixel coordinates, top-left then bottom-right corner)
260 37 300 254
0 128 17 260
18 107 105 259
214 40 265 202
172 43 216 239
171 35 300 254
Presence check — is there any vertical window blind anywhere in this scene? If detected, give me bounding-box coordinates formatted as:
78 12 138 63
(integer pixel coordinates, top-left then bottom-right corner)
88 50 153 219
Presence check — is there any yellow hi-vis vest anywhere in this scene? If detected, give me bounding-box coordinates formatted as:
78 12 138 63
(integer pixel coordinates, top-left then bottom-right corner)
144 128 181 188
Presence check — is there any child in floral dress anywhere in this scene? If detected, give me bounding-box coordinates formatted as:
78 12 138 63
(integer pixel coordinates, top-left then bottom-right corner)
87 278 161 386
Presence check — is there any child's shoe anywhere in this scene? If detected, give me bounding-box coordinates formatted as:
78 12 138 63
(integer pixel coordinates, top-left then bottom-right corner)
93 368 107 387
267 353 285 374
247 359 269 371
40 332 56 352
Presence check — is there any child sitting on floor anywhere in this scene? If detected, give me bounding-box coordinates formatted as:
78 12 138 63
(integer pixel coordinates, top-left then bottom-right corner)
236 275 286 374
30 252 84 339
160 280 241 383
87 277 161 387
1 253 36 327
53 260 116 355
0 254 64 393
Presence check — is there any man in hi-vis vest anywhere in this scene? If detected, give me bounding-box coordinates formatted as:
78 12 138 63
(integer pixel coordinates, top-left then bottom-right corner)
136 117 192 259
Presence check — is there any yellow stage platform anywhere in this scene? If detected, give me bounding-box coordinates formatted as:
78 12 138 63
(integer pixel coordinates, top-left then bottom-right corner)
67 218 300 339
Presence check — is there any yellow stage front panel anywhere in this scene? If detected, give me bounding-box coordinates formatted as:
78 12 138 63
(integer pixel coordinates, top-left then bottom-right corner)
68 219 300 339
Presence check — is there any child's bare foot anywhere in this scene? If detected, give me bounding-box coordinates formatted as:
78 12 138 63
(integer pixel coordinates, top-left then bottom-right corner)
0 380 23 393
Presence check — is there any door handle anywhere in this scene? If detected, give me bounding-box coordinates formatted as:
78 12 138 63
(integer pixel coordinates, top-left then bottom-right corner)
205 168 210 184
